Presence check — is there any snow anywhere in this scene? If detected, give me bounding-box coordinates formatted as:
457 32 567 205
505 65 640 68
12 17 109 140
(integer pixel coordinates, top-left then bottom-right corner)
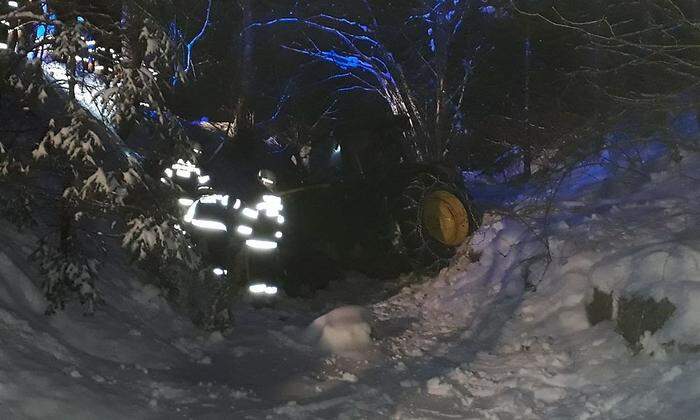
42 61 114 124
306 305 373 354
1 147 700 418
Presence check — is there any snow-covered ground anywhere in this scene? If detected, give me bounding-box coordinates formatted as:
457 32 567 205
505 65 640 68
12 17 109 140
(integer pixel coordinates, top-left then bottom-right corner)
2 148 700 419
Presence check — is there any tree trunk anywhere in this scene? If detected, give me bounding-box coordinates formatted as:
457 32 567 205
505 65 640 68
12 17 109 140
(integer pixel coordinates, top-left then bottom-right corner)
232 0 254 138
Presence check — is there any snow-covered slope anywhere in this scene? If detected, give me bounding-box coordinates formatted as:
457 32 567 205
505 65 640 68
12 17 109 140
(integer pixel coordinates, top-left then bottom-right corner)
1 149 700 419
367 150 700 419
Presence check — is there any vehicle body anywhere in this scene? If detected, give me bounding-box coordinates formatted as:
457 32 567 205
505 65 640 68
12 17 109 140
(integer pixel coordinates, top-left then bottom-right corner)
282 114 479 282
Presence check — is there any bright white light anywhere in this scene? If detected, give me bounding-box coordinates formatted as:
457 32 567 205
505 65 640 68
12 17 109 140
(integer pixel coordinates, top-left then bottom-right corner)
248 283 267 294
255 195 283 217
172 161 201 176
176 169 191 178
86 40 96 47
8 1 19 8
1 20 9 26
213 268 225 276
200 194 228 207
247 283 279 296
183 202 197 223
242 208 258 219
191 219 227 231
160 177 168 184
263 195 282 204
236 225 253 236
246 239 277 250
277 215 285 224
275 231 283 239
178 198 194 207
261 177 275 186
232 199 241 210
0 43 7 50
198 175 210 185
164 168 173 178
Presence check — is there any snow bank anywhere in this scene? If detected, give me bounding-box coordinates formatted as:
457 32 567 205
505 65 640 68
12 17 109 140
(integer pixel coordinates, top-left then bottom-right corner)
377 149 700 419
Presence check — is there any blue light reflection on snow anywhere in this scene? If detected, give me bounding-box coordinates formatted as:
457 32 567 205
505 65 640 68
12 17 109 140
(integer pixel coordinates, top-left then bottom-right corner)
463 131 671 205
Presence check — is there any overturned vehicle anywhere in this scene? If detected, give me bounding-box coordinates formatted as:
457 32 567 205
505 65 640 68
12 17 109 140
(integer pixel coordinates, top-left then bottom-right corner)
280 113 479 287
162 115 479 298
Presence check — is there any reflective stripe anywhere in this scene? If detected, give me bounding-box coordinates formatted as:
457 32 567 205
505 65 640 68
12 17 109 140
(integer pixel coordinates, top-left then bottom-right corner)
176 169 191 178
191 219 227 231
200 194 229 207
183 202 197 223
248 283 278 295
248 283 267 294
242 208 259 219
236 225 253 235
245 239 277 250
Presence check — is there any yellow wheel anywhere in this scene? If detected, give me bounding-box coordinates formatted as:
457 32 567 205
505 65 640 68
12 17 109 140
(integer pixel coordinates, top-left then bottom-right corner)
422 190 470 246
394 173 476 273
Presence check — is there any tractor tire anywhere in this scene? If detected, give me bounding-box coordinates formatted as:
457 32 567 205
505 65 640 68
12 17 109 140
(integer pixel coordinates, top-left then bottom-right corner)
393 172 474 273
